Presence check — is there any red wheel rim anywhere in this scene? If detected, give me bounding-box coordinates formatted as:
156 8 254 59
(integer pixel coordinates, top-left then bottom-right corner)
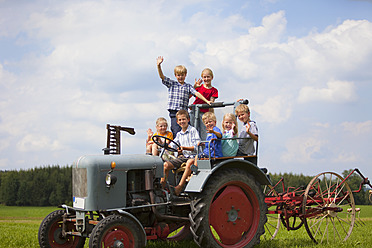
102 225 135 248
49 220 81 248
209 182 260 247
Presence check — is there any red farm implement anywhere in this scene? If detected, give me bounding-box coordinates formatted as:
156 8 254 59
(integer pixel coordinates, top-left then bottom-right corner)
262 168 372 244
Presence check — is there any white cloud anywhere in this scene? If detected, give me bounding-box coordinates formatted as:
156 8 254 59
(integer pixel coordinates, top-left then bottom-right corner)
341 120 372 136
17 134 63 152
254 95 292 123
190 11 288 80
279 120 372 173
281 135 329 164
332 152 358 163
298 80 357 103
290 19 372 79
313 122 330 128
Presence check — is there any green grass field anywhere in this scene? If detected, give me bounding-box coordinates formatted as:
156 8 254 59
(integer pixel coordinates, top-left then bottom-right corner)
0 205 371 248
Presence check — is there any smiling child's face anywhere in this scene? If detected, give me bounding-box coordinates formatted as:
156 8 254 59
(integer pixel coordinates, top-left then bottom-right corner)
202 72 213 86
237 111 250 123
175 73 186 84
176 114 189 129
223 118 234 131
204 119 216 130
156 121 167 135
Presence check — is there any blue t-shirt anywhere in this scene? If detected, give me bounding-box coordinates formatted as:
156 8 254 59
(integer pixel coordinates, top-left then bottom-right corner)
203 126 223 158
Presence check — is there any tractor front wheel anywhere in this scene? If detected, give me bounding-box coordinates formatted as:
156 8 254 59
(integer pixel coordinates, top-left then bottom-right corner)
38 210 86 248
88 214 145 248
189 168 267 248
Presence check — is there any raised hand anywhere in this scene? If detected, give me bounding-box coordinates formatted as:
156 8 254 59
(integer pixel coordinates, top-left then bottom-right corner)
147 128 154 138
194 78 202 88
156 56 164 66
245 122 251 133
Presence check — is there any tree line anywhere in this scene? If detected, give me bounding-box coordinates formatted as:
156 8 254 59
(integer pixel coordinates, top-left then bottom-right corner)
0 166 370 206
0 166 72 206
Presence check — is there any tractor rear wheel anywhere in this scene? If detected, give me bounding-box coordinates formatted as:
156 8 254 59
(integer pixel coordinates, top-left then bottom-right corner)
189 168 267 248
38 210 86 248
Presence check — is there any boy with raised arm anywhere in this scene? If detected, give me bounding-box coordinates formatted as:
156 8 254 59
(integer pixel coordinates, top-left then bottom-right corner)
157 56 211 136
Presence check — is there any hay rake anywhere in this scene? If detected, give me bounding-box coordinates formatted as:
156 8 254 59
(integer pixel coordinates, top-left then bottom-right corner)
262 168 372 244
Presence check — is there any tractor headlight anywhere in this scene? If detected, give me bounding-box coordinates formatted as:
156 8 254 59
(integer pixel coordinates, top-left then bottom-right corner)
105 173 117 187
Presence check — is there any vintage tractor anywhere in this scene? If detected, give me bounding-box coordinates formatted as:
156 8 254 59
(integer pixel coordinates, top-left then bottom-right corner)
38 99 271 248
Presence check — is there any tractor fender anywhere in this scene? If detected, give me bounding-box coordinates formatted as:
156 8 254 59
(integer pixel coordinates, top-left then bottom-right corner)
185 158 271 193
116 209 147 246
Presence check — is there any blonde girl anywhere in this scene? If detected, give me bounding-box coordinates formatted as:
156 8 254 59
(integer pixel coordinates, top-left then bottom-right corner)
221 113 239 157
146 117 173 156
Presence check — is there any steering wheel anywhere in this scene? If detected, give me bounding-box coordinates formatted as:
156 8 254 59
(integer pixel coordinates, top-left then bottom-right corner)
152 135 180 153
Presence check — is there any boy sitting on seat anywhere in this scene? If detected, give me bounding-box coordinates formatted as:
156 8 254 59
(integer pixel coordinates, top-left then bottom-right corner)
160 109 200 196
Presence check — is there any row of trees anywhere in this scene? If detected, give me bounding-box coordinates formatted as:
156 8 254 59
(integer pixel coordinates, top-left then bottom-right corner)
0 166 72 206
0 166 370 206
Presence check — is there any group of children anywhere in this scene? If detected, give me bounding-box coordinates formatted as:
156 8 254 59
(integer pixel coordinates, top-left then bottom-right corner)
146 56 258 195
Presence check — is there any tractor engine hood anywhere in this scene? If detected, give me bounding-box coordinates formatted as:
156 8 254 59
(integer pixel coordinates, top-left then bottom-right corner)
72 154 163 211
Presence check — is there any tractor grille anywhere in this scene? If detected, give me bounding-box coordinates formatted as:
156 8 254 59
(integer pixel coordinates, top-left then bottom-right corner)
72 168 87 197
127 170 146 192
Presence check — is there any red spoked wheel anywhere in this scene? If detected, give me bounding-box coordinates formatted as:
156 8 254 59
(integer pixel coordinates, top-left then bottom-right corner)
280 209 304 231
89 215 145 248
190 169 267 248
302 172 356 244
38 210 86 248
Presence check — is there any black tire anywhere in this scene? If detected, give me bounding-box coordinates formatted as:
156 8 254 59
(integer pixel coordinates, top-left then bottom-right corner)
189 168 267 248
88 214 146 248
38 210 86 248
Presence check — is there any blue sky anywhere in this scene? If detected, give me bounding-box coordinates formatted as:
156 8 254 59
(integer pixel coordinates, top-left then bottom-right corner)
1 0 372 179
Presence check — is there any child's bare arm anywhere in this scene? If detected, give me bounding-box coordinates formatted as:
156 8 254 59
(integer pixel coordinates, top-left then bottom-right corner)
206 126 222 138
245 123 258 142
208 97 216 113
213 130 222 139
195 92 211 105
179 146 195 152
156 56 165 80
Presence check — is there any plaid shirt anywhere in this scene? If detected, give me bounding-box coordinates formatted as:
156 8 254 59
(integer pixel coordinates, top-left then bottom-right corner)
172 125 200 158
162 76 197 110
